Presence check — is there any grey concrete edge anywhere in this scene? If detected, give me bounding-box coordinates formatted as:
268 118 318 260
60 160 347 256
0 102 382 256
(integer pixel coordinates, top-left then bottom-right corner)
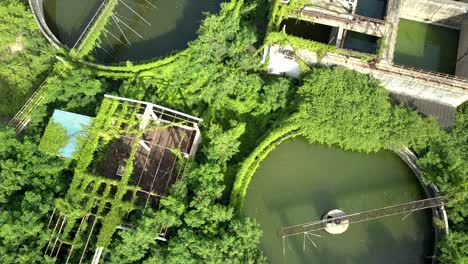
29 0 63 49
395 147 450 264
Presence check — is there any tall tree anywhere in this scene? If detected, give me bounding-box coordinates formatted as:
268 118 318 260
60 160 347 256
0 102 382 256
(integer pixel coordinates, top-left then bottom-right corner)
295 67 439 152
0 128 68 263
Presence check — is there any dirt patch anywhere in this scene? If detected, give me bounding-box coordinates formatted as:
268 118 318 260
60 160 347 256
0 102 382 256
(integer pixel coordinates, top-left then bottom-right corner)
9 36 24 54
142 126 195 154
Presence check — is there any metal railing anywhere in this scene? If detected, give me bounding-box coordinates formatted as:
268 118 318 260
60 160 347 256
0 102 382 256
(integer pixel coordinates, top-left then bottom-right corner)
292 7 386 25
8 78 49 134
72 0 108 51
391 63 468 86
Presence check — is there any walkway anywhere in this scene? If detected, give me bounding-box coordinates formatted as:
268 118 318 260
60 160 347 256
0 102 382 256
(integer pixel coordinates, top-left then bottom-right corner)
71 0 120 58
281 197 444 238
290 7 388 37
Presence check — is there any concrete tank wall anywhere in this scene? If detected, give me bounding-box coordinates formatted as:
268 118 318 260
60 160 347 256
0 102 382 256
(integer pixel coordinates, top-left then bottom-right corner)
29 0 63 49
456 18 468 78
401 0 468 29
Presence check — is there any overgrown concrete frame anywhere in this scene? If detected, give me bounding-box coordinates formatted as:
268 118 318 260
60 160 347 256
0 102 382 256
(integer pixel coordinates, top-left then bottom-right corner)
44 95 202 264
264 0 468 125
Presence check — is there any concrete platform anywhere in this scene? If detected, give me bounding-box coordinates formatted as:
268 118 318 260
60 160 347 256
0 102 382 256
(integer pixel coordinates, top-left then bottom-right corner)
267 45 300 79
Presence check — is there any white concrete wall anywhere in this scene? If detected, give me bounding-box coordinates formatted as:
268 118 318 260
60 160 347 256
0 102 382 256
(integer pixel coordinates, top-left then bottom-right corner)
401 0 468 29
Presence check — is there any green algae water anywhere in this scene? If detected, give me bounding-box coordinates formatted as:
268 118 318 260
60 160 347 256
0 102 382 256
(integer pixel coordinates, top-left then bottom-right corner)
242 137 434 264
43 0 102 47
94 0 223 63
394 19 460 74
43 0 223 63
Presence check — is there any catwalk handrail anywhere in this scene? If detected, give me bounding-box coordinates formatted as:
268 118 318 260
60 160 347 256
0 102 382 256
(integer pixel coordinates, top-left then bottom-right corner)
391 63 468 85
72 0 107 51
291 8 386 25
281 197 444 238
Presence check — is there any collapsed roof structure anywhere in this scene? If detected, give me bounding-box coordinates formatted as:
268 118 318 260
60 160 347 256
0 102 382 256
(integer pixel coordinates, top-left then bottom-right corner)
43 95 202 263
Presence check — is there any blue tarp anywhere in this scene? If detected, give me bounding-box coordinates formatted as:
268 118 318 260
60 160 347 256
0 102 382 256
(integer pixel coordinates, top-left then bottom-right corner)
51 109 94 159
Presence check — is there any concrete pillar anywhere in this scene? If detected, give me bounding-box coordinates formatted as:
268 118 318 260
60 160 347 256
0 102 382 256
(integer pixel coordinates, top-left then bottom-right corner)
189 124 202 160
91 247 104 264
456 19 468 79
351 0 359 14
329 27 339 46
380 0 402 63
335 27 345 48
139 104 153 130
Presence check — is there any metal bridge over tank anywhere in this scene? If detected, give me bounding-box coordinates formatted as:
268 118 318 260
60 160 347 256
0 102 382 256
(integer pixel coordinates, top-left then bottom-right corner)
281 196 444 238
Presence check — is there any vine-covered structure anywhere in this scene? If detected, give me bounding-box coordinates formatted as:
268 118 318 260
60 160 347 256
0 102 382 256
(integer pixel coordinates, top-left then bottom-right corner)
43 95 202 263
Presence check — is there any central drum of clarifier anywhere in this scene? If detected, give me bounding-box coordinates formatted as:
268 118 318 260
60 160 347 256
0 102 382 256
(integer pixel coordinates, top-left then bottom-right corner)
322 209 350 234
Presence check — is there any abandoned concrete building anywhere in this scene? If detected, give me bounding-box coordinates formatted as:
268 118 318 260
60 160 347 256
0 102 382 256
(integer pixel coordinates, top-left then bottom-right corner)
268 0 468 128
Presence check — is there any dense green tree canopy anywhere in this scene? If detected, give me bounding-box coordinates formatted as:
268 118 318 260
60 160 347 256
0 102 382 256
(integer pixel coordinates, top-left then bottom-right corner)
0 0 465 263
0 0 55 118
417 105 468 264
0 129 68 263
106 163 265 263
294 67 440 152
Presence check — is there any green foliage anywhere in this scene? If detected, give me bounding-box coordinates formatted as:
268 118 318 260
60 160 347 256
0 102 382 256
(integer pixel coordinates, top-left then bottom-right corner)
38 119 68 156
74 99 118 172
203 122 246 166
42 66 109 114
266 31 336 56
439 232 468 264
230 124 300 208
163 217 265 264
294 67 439 152
417 105 468 229
0 0 55 118
105 162 266 264
108 212 163 263
0 128 68 263
0 0 465 262
161 163 265 263
265 31 374 62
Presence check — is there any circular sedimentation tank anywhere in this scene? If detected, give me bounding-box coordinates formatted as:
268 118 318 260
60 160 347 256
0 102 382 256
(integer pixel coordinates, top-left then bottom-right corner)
35 0 224 63
242 137 436 264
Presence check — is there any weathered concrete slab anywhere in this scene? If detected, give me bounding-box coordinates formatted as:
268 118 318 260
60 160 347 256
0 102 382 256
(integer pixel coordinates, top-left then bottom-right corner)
401 0 468 30
390 93 456 128
268 45 300 79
